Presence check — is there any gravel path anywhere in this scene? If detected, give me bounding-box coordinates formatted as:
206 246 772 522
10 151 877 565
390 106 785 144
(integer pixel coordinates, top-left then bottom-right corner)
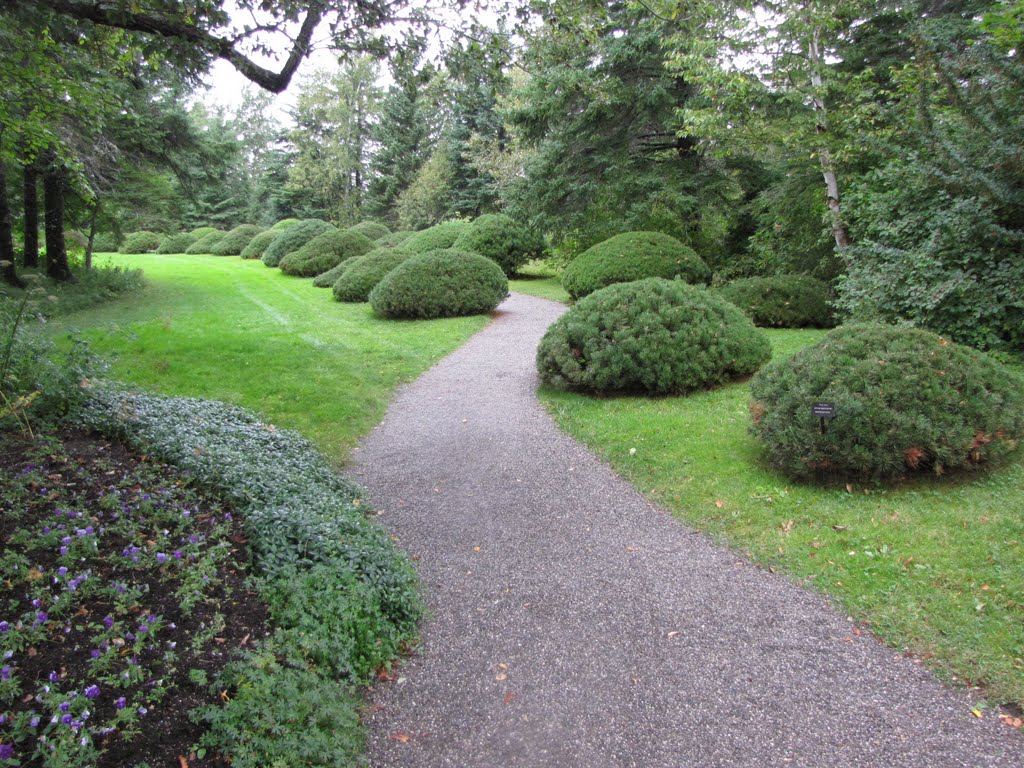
348 292 1021 768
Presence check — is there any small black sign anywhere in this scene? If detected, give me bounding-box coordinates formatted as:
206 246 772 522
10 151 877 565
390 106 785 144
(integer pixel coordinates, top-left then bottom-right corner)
812 402 837 418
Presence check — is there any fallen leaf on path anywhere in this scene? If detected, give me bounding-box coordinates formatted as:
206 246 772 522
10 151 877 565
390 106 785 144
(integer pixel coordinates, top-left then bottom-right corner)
472 546 481 552
970 708 984 718
498 663 508 670
495 672 508 681
504 692 516 705
390 733 413 743
179 757 189 768
667 631 680 638
999 714 1023 728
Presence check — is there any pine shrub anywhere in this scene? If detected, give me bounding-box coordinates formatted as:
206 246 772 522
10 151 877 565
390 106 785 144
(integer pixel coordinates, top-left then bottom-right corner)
369 249 508 319
717 274 835 328
333 247 413 302
188 226 218 238
537 278 770 395
377 230 415 248
155 232 200 254
271 218 301 230
403 221 472 254
279 229 374 277
185 230 228 254
261 219 335 267
749 323 1024 480
348 221 391 241
119 231 164 254
209 224 265 256
312 260 352 288
91 233 120 252
453 213 546 276
239 230 278 260
561 231 711 299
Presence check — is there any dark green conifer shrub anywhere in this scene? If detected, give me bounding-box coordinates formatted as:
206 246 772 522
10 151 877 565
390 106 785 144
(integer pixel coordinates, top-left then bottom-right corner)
332 247 413 302
185 230 228 254
749 323 1024 480
377 230 415 248
348 221 391 241
261 219 335 267
403 221 472 254
369 249 508 319
311 260 352 288
188 226 218 238
537 278 770 395
155 232 200 254
119 231 164 254
209 224 265 256
239 230 278 260
91 233 120 252
452 213 546 276
560 231 711 299
279 229 374 277
271 218 301 230
717 274 835 328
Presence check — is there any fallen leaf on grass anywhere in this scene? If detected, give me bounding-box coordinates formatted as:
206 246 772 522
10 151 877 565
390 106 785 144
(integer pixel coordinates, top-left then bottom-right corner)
714 500 724 508
781 520 795 533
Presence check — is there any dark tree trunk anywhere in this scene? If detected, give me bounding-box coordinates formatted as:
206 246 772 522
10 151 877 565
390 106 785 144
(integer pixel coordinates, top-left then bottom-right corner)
43 161 73 283
0 154 25 288
84 201 98 270
23 165 39 268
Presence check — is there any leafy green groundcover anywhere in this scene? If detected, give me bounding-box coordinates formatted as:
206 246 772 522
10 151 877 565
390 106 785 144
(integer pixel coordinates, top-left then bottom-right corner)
75 387 422 767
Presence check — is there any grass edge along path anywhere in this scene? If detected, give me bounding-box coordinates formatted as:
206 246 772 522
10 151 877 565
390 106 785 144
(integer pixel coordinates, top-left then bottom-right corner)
541 328 1024 714
48 253 490 466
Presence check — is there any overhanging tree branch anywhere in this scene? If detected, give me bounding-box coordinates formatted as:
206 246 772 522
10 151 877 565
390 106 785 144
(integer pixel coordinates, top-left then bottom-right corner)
9 0 325 93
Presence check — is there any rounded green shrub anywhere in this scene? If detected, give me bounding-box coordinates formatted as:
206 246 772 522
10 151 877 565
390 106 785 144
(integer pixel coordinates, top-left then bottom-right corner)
369 249 508 319
155 232 200 254
119 231 164 254
239 230 278 260
561 231 712 299
271 218 301 230
185 230 228 254
452 213 545 276
537 278 770 395
716 275 835 328
279 229 374 277
377 230 415 248
261 219 335 267
209 224 265 256
91 233 120 252
188 226 218 238
312 260 352 288
750 323 1024 480
403 221 472 254
333 247 414 302
348 221 391 241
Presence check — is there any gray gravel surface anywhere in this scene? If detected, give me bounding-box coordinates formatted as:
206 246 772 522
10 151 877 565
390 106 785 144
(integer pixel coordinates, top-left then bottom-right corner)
348 291 1022 768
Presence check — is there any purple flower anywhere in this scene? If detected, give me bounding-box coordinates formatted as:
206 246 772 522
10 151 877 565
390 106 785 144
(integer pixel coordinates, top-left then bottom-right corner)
30 715 40 728
59 702 70 713
137 707 148 716
91 649 101 659
61 714 73 725
1 666 11 681
61 536 71 545
31 599 41 608
59 546 68 556
35 612 47 625
0 714 6 725
115 697 126 710
84 685 100 699
48 671 59 682
0 621 8 633
155 553 167 564
57 566 68 577
173 550 183 560
103 616 113 629
0 744 13 760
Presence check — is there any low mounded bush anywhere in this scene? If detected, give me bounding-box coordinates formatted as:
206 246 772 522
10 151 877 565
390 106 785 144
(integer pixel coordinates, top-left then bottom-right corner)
209 224 265 256
348 220 391 241
119 231 164 254
561 231 712 299
369 249 508 319
716 274 835 328
749 323 1024 480
155 232 200 254
312 260 352 288
239 230 278 260
279 229 374 277
377 230 415 248
537 278 770 395
333 247 413 302
91 232 120 252
453 213 545 276
262 219 335 267
271 218 301 231
185 229 228 254
403 221 472 254
188 226 218 238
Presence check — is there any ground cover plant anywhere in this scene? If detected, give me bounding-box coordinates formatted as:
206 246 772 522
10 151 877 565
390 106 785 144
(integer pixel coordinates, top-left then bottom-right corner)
184 231 227 255
750 323 1024 480
403 221 472 254
717 275 835 328
541 328 1024 710
1 263 145 321
45 253 488 462
538 278 770 395
560 232 712 299
0 429 266 766
369 249 508 319
332 246 413 302
118 232 164 255
279 229 373 277
208 225 265 256
155 232 201 255
261 219 335 268
452 213 546 276
348 221 391 241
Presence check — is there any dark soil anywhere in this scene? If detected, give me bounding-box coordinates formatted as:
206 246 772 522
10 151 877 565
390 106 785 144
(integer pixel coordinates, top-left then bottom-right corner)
0 430 271 767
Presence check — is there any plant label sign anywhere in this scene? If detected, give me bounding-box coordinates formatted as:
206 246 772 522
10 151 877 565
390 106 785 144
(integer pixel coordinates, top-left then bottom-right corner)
812 402 836 418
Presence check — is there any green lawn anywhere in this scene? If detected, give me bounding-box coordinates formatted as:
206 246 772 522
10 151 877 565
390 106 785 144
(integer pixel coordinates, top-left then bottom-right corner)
542 328 1024 708
510 260 570 304
50 253 489 464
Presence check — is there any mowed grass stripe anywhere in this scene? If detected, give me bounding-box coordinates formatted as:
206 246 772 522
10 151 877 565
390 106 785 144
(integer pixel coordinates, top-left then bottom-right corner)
52 253 490 464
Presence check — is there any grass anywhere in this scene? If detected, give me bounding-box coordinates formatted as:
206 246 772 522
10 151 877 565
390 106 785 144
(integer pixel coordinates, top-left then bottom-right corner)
46 253 489 464
541 327 1024 709
510 260 570 304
